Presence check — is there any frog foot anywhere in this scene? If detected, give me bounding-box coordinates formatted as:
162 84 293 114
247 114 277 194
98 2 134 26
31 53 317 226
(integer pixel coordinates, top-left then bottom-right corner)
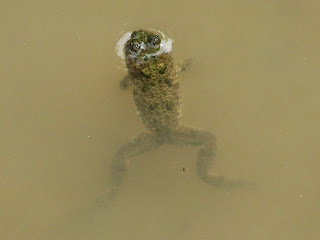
204 172 256 189
96 189 116 208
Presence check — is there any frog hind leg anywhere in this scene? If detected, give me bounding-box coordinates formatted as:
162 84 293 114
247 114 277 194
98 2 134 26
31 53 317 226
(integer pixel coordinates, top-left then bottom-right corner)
97 132 163 207
170 125 254 188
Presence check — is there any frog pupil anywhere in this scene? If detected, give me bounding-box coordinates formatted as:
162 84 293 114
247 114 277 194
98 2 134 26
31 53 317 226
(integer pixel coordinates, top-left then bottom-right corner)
131 31 139 39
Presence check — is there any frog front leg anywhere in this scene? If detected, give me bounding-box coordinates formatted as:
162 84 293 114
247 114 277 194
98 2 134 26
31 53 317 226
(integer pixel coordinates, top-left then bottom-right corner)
98 132 163 206
120 75 131 90
177 58 193 72
171 125 254 187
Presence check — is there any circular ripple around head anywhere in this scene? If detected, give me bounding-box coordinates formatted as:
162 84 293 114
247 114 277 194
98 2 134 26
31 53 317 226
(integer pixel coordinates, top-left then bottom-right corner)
115 29 174 60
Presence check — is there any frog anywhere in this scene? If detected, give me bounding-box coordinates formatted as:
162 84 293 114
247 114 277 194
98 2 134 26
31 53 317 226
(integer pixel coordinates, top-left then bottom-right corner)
102 30 253 205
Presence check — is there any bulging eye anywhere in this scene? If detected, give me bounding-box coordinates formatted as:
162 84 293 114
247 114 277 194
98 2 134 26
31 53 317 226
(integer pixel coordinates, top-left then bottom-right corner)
146 35 161 48
131 31 139 39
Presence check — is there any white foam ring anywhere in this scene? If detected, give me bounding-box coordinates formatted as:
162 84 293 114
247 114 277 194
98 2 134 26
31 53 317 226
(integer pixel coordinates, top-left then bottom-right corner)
115 29 173 60
116 31 132 59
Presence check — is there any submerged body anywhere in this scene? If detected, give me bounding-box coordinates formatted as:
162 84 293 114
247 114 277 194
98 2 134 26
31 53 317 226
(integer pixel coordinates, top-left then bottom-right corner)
128 52 181 134
101 30 252 205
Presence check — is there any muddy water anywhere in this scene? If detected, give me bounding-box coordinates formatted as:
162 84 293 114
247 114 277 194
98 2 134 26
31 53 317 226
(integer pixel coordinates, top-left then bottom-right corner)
1 1 319 239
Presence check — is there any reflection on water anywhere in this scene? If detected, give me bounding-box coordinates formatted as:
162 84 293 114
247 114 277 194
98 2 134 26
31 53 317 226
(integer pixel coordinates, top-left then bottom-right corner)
1 1 319 239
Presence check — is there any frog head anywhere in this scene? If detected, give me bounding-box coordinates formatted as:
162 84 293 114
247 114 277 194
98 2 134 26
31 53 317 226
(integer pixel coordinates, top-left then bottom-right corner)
124 30 171 64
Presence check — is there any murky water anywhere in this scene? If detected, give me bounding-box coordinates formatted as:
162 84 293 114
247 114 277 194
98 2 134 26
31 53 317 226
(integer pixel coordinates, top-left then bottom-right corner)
1 1 319 239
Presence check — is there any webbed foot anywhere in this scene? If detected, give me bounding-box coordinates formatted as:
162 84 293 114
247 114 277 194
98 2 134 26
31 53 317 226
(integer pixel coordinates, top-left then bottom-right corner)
96 189 116 208
203 173 256 189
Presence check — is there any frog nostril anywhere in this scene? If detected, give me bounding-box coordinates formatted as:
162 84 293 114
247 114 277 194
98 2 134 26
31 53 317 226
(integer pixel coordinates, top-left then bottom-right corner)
130 42 141 53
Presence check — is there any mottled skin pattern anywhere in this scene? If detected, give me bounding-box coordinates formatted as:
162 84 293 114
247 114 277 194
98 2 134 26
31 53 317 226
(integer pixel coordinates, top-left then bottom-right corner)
100 30 253 206
129 53 181 134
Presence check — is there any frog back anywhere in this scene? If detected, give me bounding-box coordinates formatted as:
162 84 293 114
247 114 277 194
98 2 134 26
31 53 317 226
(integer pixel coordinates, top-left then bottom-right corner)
127 53 182 133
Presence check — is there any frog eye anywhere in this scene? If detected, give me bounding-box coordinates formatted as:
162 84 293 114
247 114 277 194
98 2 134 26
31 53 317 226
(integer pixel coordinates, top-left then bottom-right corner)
131 31 139 39
146 35 161 48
